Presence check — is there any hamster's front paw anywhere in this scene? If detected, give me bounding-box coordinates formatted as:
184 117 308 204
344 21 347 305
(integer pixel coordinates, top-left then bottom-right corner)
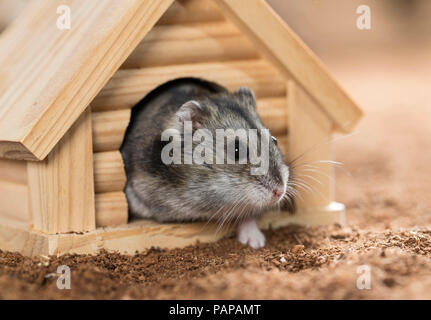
237 219 266 249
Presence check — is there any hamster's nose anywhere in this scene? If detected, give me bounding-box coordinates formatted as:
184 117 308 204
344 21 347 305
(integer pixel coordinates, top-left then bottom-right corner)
272 188 283 199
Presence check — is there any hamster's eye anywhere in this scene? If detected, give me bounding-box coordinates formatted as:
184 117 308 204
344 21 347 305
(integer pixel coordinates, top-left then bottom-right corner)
233 139 248 163
234 139 240 161
272 136 278 145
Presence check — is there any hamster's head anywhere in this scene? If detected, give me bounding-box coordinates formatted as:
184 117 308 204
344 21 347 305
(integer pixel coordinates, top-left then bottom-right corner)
165 87 291 222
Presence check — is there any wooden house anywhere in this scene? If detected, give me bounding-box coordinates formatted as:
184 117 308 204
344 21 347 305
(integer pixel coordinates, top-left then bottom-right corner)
0 0 362 256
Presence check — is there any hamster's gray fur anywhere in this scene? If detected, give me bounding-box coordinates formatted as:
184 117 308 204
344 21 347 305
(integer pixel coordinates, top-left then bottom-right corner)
121 78 292 248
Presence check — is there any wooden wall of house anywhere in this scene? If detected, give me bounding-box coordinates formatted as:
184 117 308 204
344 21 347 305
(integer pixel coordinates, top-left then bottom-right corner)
0 159 29 229
91 0 289 228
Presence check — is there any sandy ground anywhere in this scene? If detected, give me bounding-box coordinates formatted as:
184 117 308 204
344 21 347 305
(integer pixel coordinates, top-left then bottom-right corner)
1 48 431 299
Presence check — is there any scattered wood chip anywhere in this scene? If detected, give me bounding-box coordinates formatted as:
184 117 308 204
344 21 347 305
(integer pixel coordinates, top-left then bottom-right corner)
291 245 304 254
331 228 352 239
271 259 281 266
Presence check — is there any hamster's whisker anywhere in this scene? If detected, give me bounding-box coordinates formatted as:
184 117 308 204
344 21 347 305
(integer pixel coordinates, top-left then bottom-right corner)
284 188 295 198
213 203 235 232
300 168 336 184
290 159 343 171
284 189 297 205
286 181 300 194
235 200 252 226
232 201 245 226
282 194 295 210
287 131 358 168
295 173 324 186
291 159 352 180
288 179 314 199
203 207 224 231
291 177 317 193
202 201 233 233
221 201 241 229
312 160 343 166
289 180 313 195
216 196 245 234
287 185 304 202
234 193 254 223
207 185 255 235
291 177 327 201
231 202 247 229
296 164 319 169
282 193 294 205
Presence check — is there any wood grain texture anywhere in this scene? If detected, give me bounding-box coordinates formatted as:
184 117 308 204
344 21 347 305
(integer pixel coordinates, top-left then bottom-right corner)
91 96 287 142
158 0 224 25
0 180 28 229
93 59 286 111
0 0 174 160
95 191 128 228
277 135 288 158
0 222 51 256
257 97 288 136
92 109 131 153
121 21 258 68
27 109 96 234
0 159 27 184
288 81 334 208
213 0 362 132
94 151 126 193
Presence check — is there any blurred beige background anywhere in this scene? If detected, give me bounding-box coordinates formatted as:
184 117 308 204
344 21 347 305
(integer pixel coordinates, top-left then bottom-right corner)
268 0 431 57
265 0 431 228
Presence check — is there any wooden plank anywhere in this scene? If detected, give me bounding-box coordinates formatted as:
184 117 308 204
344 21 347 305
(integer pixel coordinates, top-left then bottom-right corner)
158 0 224 25
92 59 286 111
91 97 286 147
94 151 126 193
27 109 96 234
0 180 28 228
257 97 288 136
0 0 27 32
0 142 34 161
95 192 128 228
92 109 131 152
121 21 258 68
0 159 27 184
0 222 51 256
213 0 362 132
0 202 344 256
287 81 334 208
141 20 241 42
277 135 288 159
0 0 174 160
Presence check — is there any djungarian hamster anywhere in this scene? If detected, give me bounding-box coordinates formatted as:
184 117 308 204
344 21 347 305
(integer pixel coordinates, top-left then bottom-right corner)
121 78 292 248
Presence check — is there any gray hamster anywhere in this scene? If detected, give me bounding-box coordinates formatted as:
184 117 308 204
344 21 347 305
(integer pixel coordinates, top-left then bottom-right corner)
121 78 292 248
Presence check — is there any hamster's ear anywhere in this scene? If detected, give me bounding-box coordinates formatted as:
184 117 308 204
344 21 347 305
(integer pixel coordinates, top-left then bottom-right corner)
235 87 257 111
175 100 206 130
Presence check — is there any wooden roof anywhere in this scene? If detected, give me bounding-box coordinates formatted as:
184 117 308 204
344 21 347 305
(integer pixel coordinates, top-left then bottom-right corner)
0 0 362 161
